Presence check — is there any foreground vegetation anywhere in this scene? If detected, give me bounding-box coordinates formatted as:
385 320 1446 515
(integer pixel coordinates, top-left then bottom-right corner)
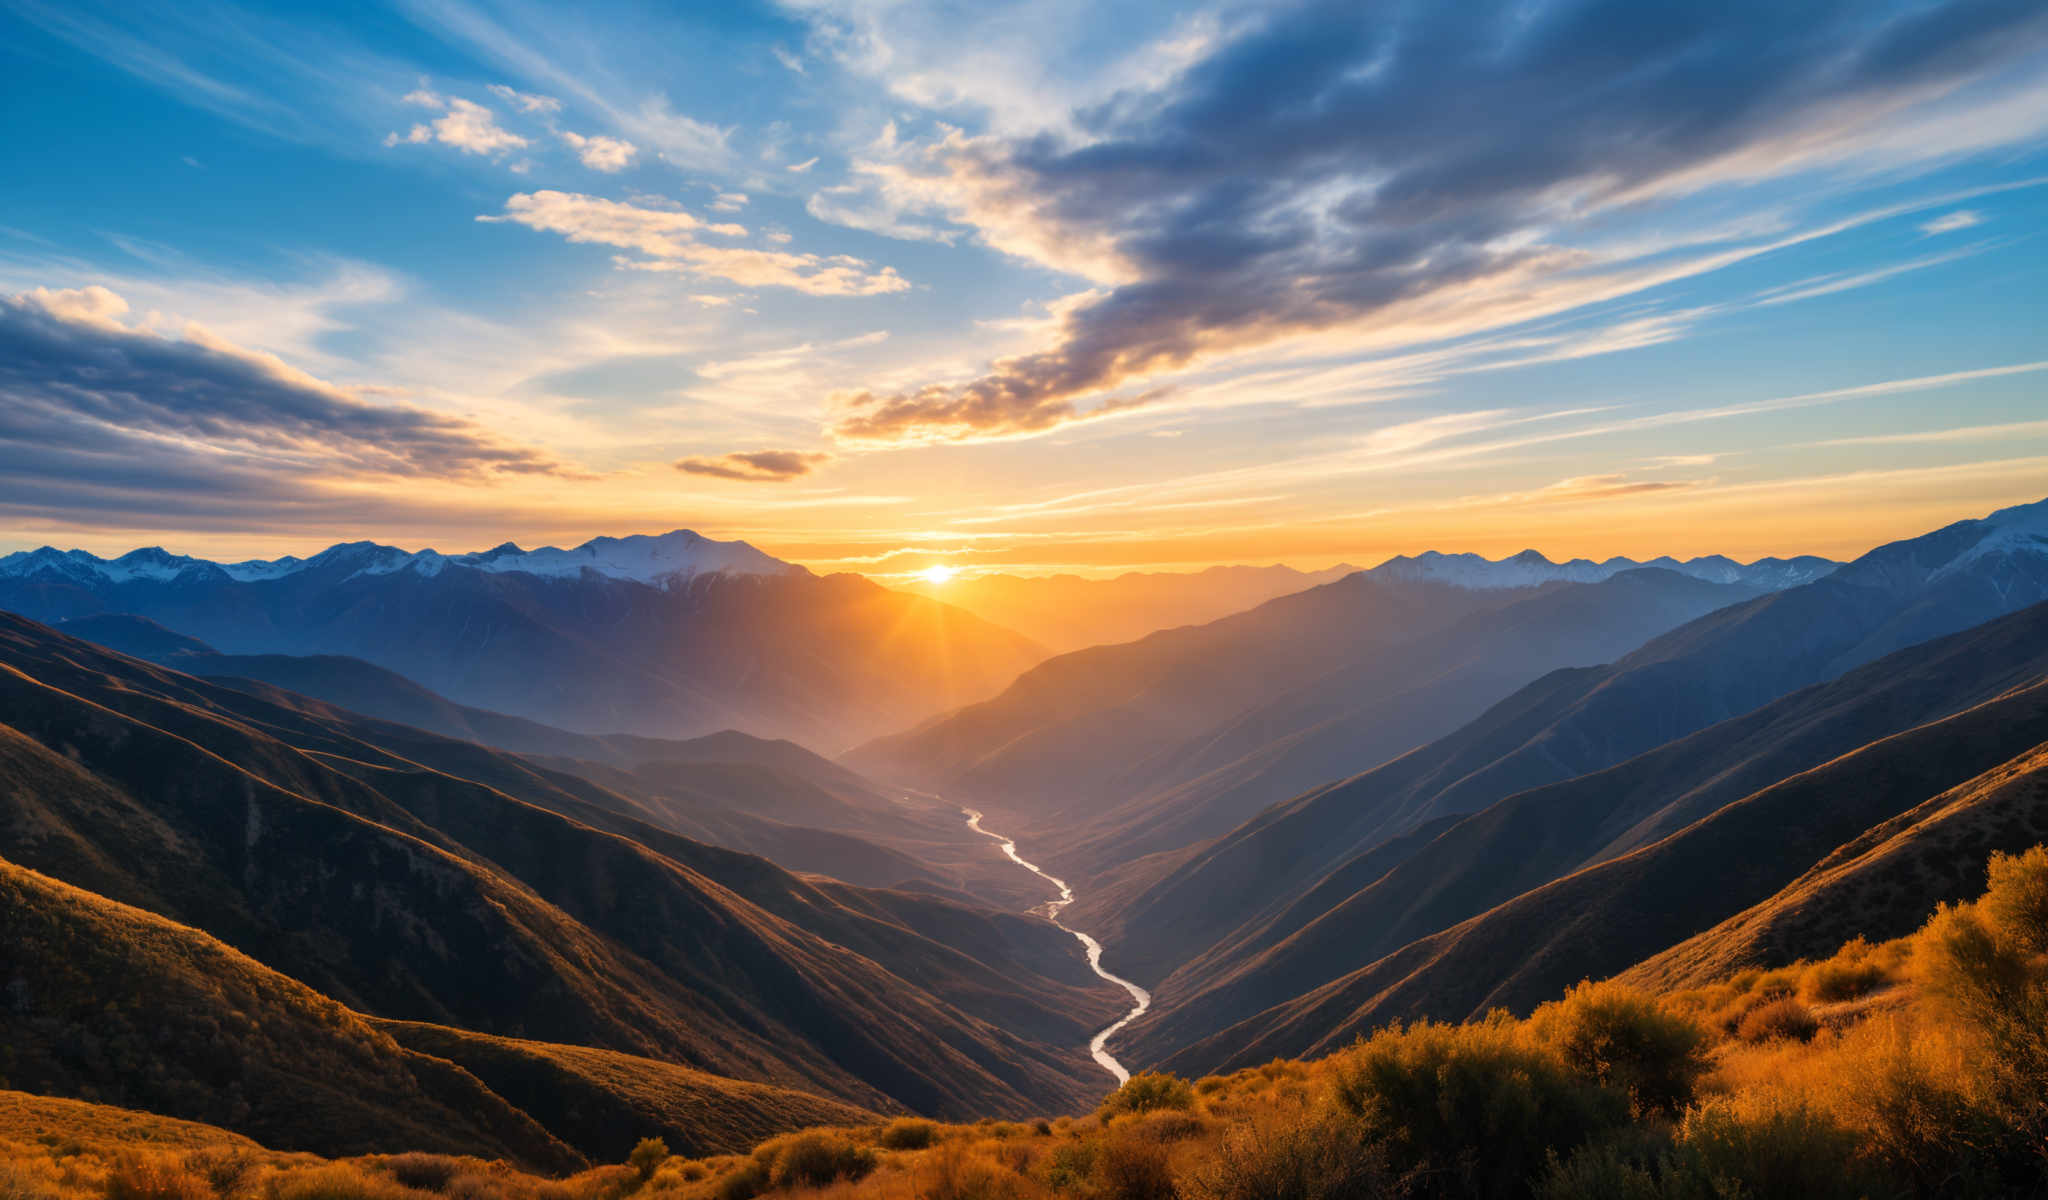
7 846 2048 1200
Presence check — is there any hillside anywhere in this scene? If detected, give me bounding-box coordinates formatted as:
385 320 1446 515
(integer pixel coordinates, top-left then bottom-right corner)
890 563 1358 653
9 838 2047 1200
1110 598 2048 1050
1158 670 2048 1074
0 857 578 1169
853 564 1779 864
0 611 1122 1120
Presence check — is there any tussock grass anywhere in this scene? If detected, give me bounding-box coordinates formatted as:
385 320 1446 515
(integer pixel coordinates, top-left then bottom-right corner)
9 844 2048 1200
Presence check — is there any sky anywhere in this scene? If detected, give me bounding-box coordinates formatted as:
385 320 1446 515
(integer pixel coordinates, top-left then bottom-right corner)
2 0 2046 579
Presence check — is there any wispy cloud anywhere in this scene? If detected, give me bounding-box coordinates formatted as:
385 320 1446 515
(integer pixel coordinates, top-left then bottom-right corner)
483 191 910 296
1920 209 1986 235
0 286 561 484
676 449 831 482
806 1 2048 445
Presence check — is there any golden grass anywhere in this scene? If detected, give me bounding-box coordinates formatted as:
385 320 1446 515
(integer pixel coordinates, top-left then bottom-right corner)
6 844 2046 1200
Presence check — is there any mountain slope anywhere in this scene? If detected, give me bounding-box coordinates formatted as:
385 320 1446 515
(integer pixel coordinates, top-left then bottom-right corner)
1159 650 2048 1074
1095 498 2048 1001
0 532 1045 750
891 563 1359 653
0 611 1119 1119
1052 568 1766 877
0 857 579 1169
854 553 1821 884
371 1020 878 1160
1621 738 2048 993
1119 598 2048 1062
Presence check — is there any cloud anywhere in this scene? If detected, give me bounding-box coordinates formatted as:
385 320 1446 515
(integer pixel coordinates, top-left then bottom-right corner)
788 156 819 173
560 130 638 171
388 94 528 156
483 191 910 296
676 449 831 481
487 83 561 114
816 0 2048 444
0 286 560 484
1921 209 1986 235
711 192 749 212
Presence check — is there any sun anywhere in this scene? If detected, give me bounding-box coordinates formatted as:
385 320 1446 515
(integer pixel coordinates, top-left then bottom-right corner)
918 565 960 585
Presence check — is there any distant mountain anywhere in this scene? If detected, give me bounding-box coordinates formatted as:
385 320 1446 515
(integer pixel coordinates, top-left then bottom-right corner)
1366 548 1835 591
0 612 1123 1121
893 564 1360 653
851 554 1818 876
0 530 1045 750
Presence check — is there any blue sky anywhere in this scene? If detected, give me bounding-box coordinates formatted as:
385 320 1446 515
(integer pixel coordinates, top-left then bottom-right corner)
2 0 2046 575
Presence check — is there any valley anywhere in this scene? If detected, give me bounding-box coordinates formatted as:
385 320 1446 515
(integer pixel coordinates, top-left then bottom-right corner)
964 808 1152 1085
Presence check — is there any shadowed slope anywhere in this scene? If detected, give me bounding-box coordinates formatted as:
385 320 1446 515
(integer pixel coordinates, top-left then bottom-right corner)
0 858 579 1170
0 611 1119 1120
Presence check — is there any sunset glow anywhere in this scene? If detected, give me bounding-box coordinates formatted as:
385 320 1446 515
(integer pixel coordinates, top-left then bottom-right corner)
0 2 2044 575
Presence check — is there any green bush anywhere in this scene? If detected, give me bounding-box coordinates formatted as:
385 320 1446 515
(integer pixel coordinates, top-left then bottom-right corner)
1733 998 1818 1044
1333 1018 1625 1198
1100 1073 1197 1119
1528 981 1710 1116
626 1140 667 1184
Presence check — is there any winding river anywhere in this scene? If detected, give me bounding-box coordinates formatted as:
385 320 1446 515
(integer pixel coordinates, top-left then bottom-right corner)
964 807 1150 1084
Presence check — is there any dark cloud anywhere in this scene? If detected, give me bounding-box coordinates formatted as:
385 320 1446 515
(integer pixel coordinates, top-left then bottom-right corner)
0 288 568 536
0 289 561 479
833 0 2048 443
676 449 832 481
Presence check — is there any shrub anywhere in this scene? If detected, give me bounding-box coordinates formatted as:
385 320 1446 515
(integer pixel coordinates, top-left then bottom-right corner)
377 1157 463 1193
1100 1073 1197 1119
707 1160 764 1200
1094 1135 1177 1200
1183 1112 1398 1200
0 1165 63 1200
756 1132 876 1190
921 1142 1012 1200
105 1156 212 1200
268 1164 427 1200
1332 1018 1625 1198
1981 845 2048 956
1800 956 1889 1005
1734 998 1819 1043
1041 1141 1097 1191
626 1141 666 1184
1527 981 1710 1116
1662 1101 1874 1200
877 1118 940 1150
182 1148 260 1198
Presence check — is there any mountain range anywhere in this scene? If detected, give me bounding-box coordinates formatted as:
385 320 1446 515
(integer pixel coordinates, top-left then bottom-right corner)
12 495 2048 1179
0 531 1043 751
0 612 1129 1146
850 549 1838 879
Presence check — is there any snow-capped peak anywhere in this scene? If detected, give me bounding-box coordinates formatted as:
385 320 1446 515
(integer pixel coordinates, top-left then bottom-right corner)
1367 549 1837 591
0 530 803 589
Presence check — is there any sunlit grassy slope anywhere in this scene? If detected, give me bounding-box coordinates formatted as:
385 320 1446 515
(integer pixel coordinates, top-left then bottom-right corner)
7 845 2046 1200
